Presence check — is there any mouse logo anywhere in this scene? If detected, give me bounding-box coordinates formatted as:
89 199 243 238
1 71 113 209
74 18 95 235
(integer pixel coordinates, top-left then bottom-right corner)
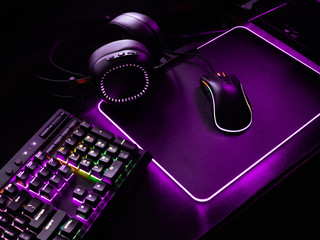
217 72 232 86
222 77 232 86
217 72 232 87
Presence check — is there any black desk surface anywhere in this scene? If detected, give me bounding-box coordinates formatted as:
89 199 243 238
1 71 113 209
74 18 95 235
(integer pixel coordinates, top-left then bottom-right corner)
1 26 320 239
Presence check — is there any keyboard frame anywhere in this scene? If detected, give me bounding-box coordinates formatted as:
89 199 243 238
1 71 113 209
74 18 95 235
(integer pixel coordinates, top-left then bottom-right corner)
0 109 152 239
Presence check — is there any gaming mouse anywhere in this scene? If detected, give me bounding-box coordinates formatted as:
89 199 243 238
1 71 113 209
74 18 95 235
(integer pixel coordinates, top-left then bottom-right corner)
200 72 252 133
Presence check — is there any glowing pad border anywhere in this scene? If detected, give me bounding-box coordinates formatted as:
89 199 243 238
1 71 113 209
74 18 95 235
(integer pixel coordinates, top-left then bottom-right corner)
98 25 320 202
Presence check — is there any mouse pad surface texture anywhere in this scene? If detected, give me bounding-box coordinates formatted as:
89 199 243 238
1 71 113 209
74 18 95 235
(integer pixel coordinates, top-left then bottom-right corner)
101 27 320 200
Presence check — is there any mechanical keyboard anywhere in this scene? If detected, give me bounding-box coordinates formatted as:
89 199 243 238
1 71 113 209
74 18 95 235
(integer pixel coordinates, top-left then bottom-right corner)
0 109 152 239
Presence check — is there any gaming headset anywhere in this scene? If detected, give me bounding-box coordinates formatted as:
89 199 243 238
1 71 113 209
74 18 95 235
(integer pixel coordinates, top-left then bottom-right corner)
37 12 166 104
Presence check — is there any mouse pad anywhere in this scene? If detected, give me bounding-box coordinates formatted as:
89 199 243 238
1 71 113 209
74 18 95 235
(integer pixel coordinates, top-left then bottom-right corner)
100 27 320 200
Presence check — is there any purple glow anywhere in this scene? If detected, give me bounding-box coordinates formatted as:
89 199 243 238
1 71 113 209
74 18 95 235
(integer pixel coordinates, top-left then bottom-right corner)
197 26 320 74
248 2 288 22
201 80 252 133
98 22 320 202
99 100 320 202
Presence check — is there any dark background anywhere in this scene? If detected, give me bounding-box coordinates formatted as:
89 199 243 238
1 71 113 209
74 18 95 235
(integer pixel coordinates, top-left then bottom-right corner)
0 0 319 239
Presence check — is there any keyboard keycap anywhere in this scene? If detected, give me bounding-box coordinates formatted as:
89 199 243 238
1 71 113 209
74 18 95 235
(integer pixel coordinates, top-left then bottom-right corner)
49 174 65 189
79 158 93 173
58 164 73 179
76 203 92 220
72 186 87 202
72 128 85 140
67 119 79 130
60 217 83 239
94 139 107 151
13 214 30 230
7 189 31 215
79 119 92 130
103 161 124 185
113 137 137 152
25 161 40 175
15 170 31 187
0 194 8 210
46 158 60 172
93 182 109 197
117 150 131 164
40 184 57 200
64 136 78 149
37 210 68 240
90 164 104 180
18 230 35 240
83 133 96 146
0 212 13 228
3 183 19 199
106 144 119 156
91 127 114 141
67 152 81 167
84 192 100 208
98 154 112 168
56 146 71 162
87 148 100 161
37 167 52 182
75 143 89 156
33 152 47 165
24 197 44 218
4 225 20 240
29 177 44 194
29 203 55 233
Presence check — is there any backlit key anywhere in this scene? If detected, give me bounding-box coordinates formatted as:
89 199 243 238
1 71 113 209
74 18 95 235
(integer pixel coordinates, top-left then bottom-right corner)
106 144 119 156
40 184 57 200
29 203 55 233
37 210 68 240
93 182 109 197
84 133 96 146
91 127 114 141
37 167 52 182
56 146 71 162
3 183 18 199
60 217 83 239
49 174 65 189
79 158 93 173
46 158 60 172
58 164 73 179
72 186 87 202
64 136 77 149
87 149 100 161
90 164 104 180
6 189 31 215
15 170 31 187
75 143 89 156
68 152 81 167
24 197 43 218
103 161 124 185
29 177 44 194
94 139 107 151
76 203 92 220
85 193 100 208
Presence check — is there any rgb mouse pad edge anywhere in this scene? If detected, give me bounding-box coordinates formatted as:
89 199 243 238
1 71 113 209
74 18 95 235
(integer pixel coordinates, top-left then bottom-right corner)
99 26 320 201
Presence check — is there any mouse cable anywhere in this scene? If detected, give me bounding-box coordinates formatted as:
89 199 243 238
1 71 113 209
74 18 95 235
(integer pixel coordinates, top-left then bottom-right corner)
154 49 215 73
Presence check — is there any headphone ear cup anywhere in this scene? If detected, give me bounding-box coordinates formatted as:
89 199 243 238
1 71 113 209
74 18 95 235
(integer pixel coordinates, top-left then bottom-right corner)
109 12 164 61
88 39 154 104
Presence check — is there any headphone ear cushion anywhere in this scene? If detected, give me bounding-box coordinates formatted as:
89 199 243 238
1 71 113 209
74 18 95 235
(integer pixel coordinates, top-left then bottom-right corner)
88 39 154 104
109 12 164 61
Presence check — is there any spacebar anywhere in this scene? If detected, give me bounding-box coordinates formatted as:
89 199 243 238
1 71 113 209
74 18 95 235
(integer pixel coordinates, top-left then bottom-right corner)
36 210 68 240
